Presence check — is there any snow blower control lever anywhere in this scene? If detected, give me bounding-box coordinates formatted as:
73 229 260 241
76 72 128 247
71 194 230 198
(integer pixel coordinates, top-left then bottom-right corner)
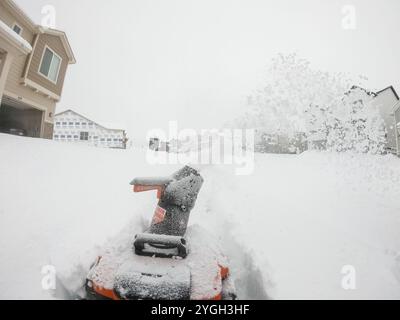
130 166 204 258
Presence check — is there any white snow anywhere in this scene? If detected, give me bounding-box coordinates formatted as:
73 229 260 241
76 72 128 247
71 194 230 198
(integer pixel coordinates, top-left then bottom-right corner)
0 20 32 53
0 133 399 299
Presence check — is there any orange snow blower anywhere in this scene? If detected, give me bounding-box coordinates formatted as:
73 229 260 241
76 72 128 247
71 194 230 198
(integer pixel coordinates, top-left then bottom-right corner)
85 166 236 300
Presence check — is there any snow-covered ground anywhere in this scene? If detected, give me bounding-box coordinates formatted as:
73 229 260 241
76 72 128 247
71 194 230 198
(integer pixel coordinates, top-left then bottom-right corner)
0 133 399 299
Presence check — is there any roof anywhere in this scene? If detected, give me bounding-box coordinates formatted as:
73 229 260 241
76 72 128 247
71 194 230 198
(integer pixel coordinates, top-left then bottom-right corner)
3 0 76 64
55 109 126 132
375 86 399 101
38 27 76 64
0 19 32 54
99 122 127 131
3 0 36 31
348 85 400 109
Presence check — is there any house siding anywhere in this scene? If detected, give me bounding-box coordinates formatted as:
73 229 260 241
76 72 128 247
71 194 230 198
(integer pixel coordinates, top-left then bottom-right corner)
27 33 69 97
4 52 56 123
53 111 127 149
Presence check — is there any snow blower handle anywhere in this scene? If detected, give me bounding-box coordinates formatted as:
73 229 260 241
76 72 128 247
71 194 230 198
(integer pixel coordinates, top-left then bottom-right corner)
130 177 173 199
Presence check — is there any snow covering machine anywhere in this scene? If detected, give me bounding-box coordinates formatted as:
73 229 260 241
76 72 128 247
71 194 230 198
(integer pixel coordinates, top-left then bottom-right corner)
85 166 236 300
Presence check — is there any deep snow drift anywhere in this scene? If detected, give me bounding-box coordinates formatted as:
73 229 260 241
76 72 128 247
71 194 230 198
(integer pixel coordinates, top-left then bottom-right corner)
0 133 399 299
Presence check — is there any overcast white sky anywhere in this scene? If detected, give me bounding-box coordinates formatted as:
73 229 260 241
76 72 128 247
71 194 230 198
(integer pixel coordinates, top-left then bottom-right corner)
15 0 400 143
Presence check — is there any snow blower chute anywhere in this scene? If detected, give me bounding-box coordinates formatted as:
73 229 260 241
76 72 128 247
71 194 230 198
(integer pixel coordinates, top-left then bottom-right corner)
85 166 236 300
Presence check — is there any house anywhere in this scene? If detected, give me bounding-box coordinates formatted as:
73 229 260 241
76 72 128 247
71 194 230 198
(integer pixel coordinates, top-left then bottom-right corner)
53 109 128 149
371 86 400 155
0 0 75 139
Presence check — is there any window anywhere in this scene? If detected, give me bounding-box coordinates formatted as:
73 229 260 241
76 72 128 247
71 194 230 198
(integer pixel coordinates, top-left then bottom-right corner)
39 47 62 83
75 122 80 126
74 135 79 139
56 122 60 126
80 132 89 141
54 135 59 139
12 23 22 35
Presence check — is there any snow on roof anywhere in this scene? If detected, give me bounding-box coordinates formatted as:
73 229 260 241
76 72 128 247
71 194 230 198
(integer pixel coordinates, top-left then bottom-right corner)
55 109 126 132
100 122 127 131
0 19 32 54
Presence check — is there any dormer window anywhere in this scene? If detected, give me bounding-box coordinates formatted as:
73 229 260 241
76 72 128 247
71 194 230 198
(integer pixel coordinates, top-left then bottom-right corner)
39 46 62 83
12 23 23 35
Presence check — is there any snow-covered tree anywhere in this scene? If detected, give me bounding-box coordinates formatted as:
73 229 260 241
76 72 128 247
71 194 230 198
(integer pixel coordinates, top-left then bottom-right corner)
232 54 386 154
325 87 386 154
238 53 355 136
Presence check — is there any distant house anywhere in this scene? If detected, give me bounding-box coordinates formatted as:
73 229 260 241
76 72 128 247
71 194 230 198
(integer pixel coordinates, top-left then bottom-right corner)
255 130 307 154
148 137 170 152
0 0 75 139
53 109 127 149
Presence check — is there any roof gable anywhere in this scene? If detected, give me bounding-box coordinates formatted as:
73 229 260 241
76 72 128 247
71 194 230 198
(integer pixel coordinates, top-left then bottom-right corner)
3 0 76 64
38 27 76 64
376 86 399 100
55 109 125 132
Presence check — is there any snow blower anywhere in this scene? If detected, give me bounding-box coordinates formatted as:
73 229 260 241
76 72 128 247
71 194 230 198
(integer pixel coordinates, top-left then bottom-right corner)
85 166 236 300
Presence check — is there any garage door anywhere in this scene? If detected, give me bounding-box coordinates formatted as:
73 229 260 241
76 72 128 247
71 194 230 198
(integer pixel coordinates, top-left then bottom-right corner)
0 95 43 138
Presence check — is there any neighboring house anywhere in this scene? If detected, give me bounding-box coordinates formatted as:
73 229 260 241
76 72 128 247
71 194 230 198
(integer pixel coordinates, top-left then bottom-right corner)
0 0 75 139
371 86 400 155
53 109 128 149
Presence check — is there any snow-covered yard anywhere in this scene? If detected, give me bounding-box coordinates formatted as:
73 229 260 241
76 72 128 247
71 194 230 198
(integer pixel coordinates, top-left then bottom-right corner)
0 133 399 299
